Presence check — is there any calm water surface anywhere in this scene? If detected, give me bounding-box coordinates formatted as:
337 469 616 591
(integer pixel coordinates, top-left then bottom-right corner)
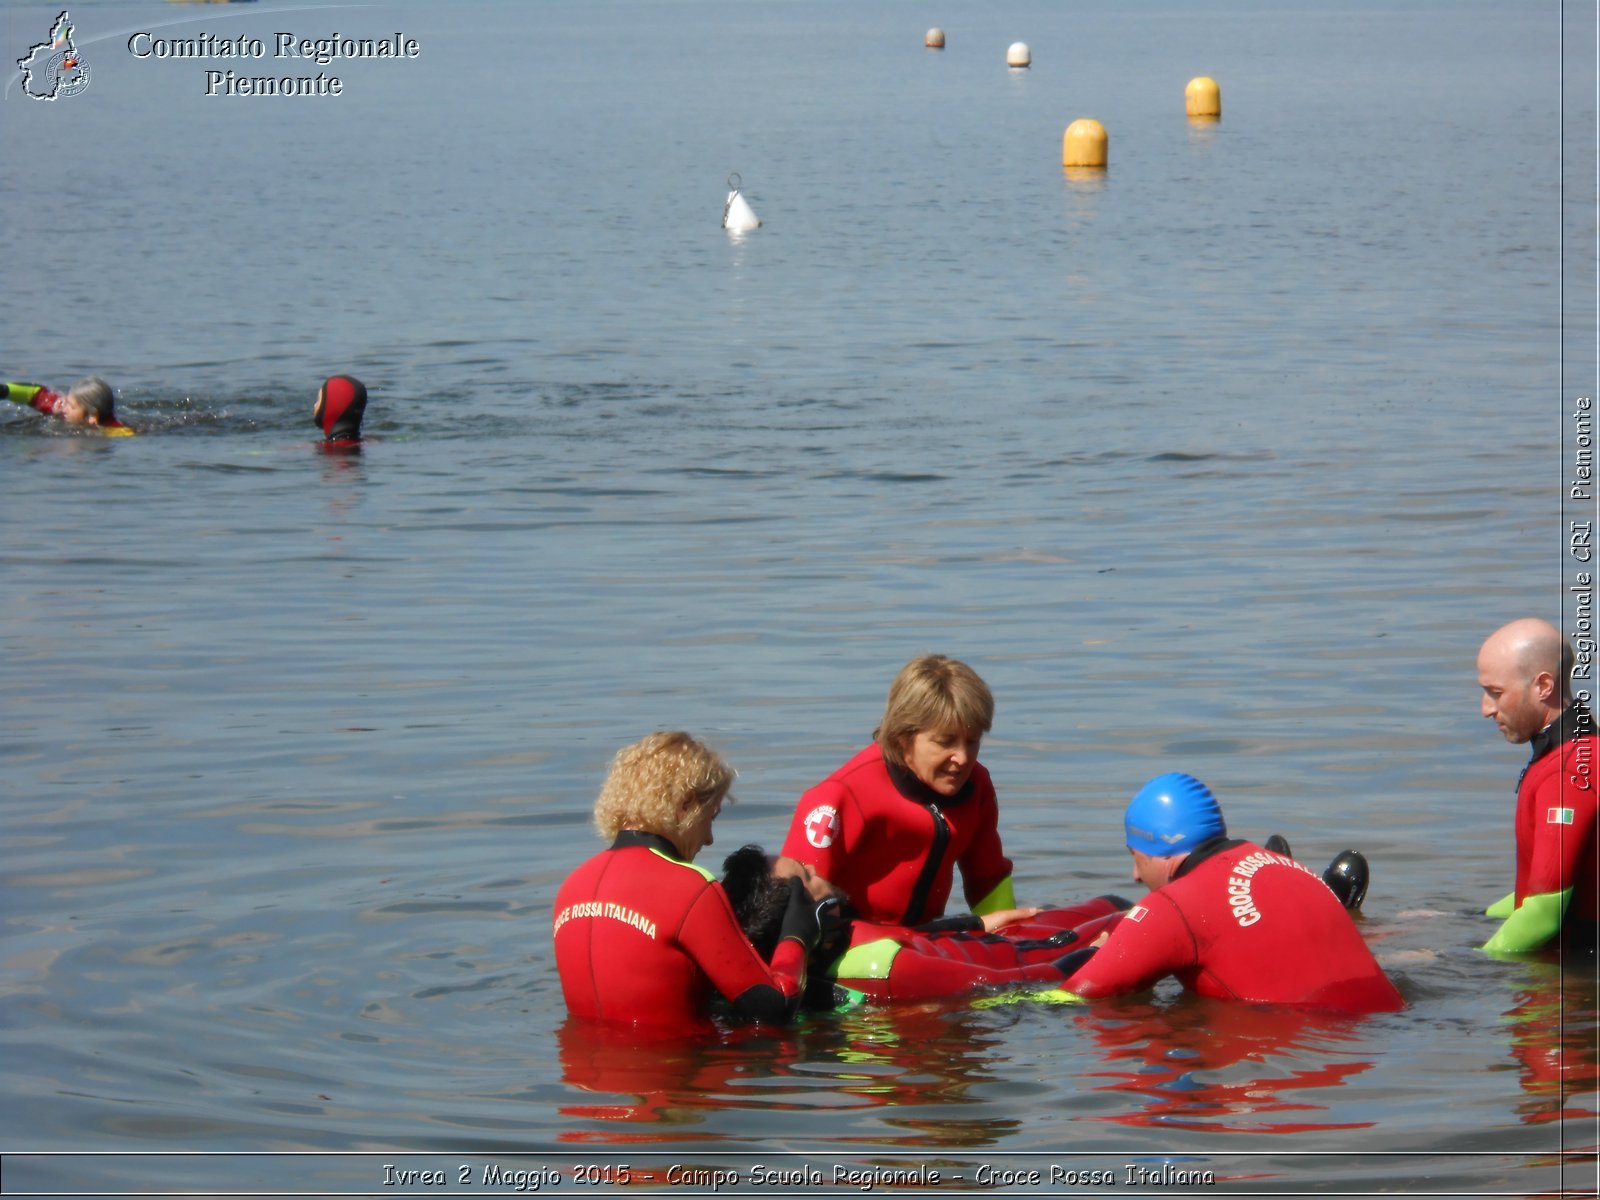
1 0 1595 1195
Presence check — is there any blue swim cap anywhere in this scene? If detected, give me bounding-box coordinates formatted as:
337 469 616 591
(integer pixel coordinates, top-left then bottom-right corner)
1124 772 1225 857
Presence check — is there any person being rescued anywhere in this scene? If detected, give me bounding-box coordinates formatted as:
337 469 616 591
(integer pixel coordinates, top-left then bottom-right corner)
552 731 823 1030
1058 772 1404 1014
3 377 133 435
721 844 1131 1008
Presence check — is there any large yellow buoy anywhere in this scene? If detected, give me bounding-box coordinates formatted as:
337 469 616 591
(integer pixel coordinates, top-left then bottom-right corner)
1185 76 1221 119
925 27 945 49
1006 41 1030 68
1062 119 1107 168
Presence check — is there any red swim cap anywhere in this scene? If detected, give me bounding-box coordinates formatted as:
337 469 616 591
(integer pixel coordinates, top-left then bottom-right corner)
317 375 367 443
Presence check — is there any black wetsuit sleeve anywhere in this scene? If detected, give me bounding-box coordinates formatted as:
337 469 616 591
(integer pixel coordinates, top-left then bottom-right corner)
1053 946 1098 976
916 914 985 933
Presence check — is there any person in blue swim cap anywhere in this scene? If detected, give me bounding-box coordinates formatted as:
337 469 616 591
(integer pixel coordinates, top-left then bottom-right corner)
1055 772 1403 1013
1123 772 1225 880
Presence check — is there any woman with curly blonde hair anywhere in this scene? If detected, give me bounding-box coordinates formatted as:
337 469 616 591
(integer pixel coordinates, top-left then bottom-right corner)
555 731 821 1029
591 730 732 852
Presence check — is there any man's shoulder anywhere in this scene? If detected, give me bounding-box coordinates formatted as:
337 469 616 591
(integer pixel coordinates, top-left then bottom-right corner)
1122 887 1186 924
1523 734 1600 793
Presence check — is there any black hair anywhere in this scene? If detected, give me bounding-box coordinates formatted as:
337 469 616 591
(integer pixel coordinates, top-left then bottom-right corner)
721 844 790 958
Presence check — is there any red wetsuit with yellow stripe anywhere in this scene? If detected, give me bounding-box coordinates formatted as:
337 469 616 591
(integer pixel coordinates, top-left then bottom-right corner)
554 832 808 1029
1485 702 1599 955
780 744 1014 926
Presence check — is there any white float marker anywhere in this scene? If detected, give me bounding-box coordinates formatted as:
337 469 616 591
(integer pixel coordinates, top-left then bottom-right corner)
722 172 761 233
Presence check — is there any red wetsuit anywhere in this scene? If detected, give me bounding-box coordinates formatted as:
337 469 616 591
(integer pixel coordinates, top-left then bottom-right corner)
1485 703 1599 954
1064 839 1403 1013
4 382 130 432
554 831 808 1029
780 744 1013 926
826 897 1126 1004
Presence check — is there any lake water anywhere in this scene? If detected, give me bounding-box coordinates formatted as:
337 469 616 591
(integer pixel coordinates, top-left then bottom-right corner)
2 0 1596 1195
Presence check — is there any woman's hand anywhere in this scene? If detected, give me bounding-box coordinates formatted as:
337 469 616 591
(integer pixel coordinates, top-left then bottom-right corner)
979 906 1042 932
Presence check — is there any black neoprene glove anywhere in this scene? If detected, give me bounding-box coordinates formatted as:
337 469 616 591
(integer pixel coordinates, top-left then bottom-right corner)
778 876 821 951
802 897 849 965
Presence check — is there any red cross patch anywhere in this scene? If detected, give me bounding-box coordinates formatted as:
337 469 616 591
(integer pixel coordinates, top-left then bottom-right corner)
804 804 839 849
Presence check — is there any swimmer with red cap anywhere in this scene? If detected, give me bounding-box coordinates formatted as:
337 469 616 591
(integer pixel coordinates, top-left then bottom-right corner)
313 375 367 447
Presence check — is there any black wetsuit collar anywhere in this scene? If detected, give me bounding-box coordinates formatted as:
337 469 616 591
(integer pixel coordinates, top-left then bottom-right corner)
1530 701 1596 765
1170 834 1247 881
885 755 976 807
611 830 684 859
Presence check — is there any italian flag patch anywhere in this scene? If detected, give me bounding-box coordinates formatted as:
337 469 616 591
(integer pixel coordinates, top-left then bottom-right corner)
1547 806 1575 825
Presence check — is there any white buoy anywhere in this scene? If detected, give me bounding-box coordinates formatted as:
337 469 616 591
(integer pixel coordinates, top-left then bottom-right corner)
1007 41 1030 68
722 172 761 233
925 27 945 49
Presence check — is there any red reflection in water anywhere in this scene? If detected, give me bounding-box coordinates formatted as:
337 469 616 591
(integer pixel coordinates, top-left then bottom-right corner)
557 990 1413 1143
1502 963 1600 1129
1067 994 1382 1134
556 1005 1017 1148
556 1018 797 1140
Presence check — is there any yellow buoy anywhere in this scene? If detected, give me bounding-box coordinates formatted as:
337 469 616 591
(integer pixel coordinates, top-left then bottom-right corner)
1185 76 1221 119
925 27 945 49
1006 41 1030 68
1062 118 1107 168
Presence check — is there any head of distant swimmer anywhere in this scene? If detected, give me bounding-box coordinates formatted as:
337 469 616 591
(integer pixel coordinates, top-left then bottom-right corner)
314 375 368 442
592 730 734 861
61 377 115 426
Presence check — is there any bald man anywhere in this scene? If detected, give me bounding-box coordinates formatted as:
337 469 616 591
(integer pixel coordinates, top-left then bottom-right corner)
1476 618 1598 955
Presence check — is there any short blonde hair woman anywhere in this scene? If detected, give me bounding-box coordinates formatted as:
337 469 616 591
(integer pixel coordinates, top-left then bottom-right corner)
875 654 995 769
779 654 1017 927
